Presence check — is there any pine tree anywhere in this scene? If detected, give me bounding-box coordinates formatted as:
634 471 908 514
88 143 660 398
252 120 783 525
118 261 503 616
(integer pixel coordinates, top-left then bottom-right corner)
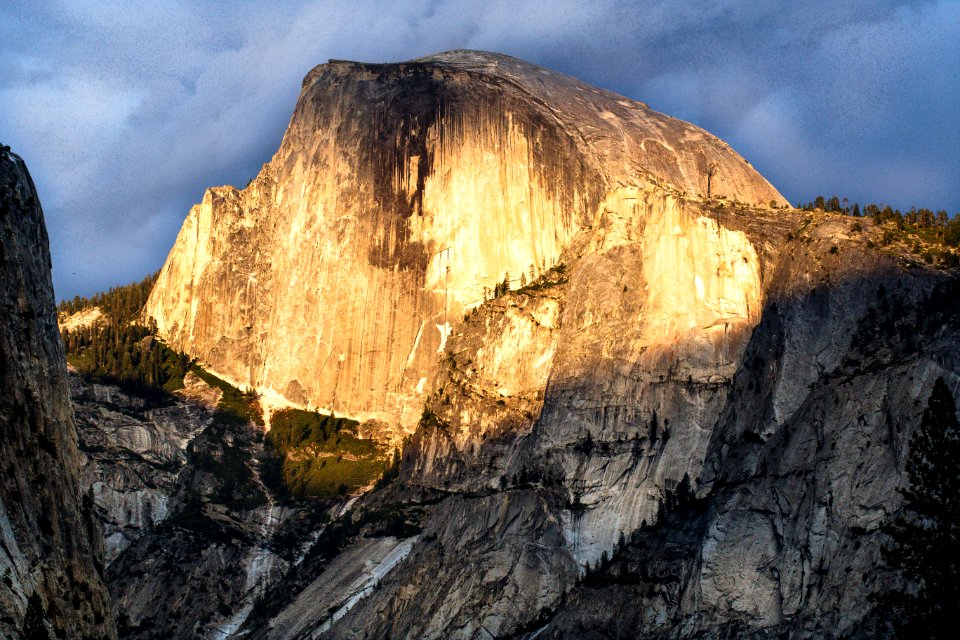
879 377 960 637
675 472 695 507
22 593 50 639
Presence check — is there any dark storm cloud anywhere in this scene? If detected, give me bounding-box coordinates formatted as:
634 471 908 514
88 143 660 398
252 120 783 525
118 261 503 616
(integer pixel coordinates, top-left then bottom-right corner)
1 0 957 298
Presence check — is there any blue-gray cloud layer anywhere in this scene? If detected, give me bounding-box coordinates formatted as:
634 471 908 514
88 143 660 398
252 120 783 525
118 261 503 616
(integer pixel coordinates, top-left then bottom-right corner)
1 0 957 298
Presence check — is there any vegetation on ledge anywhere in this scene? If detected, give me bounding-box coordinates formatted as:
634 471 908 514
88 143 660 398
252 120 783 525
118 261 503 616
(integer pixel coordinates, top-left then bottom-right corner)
798 194 960 267
59 272 193 402
190 365 263 426
482 262 569 302
264 408 389 501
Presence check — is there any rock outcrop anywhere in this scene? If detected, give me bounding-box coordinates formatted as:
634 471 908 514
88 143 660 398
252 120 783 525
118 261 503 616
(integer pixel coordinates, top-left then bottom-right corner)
143 50 785 436
0 147 114 638
533 215 959 638
70 371 288 638
132 51 957 638
72 372 214 563
72 367 382 639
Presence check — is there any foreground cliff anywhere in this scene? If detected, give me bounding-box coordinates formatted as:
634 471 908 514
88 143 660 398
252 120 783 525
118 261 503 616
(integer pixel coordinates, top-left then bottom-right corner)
132 52 959 638
0 147 114 638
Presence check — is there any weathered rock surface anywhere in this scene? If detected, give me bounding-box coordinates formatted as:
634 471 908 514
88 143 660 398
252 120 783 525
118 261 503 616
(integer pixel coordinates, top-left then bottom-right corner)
72 372 214 563
70 371 286 638
0 147 114 638
128 51 959 638
59 306 109 333
144 50 785 437
533 217 960 639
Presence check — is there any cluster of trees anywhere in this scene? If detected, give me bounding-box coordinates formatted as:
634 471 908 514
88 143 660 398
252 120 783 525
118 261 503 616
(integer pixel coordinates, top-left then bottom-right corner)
486 272 513 300
482 262 569 301
266 409 362 455
58 271 158 320
58 271 192 400
263 408 386 501
655 473 696 523
878 377 960 637
61 322 192 400
799 195 960 248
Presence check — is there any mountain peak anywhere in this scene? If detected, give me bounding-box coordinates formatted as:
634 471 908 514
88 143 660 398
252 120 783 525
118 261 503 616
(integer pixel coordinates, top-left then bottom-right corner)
147 51 787 437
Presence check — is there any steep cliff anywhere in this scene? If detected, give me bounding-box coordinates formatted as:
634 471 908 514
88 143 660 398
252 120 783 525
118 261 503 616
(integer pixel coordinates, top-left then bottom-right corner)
533 214 958 638
235 205 955 640
0 147 114 638
144 50 785 435
135 52 958 638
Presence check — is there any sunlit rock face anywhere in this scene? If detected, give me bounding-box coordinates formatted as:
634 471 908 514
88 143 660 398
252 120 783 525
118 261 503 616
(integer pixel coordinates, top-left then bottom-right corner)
126 52 950 639
144 50 785 435
143 51 804 638
399 187 770 566
545 189 767 565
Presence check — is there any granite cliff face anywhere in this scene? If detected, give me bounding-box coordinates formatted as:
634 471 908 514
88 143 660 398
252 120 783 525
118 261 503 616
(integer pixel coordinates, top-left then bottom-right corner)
531 213 958 638
0 148 114 639
133 52 957 638
144 50 785 435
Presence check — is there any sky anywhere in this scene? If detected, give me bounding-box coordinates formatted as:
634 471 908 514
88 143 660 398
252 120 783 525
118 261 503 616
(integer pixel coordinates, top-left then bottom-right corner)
1 1 958 300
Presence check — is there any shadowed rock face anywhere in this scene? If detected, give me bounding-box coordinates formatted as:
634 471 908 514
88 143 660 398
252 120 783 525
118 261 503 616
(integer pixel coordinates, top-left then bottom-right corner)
528 215 959 639
144 50 786 436
0 148 114 639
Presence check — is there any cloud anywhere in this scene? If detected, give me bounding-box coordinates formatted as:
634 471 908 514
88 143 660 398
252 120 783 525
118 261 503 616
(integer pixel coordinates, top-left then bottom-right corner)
0 0 956 298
